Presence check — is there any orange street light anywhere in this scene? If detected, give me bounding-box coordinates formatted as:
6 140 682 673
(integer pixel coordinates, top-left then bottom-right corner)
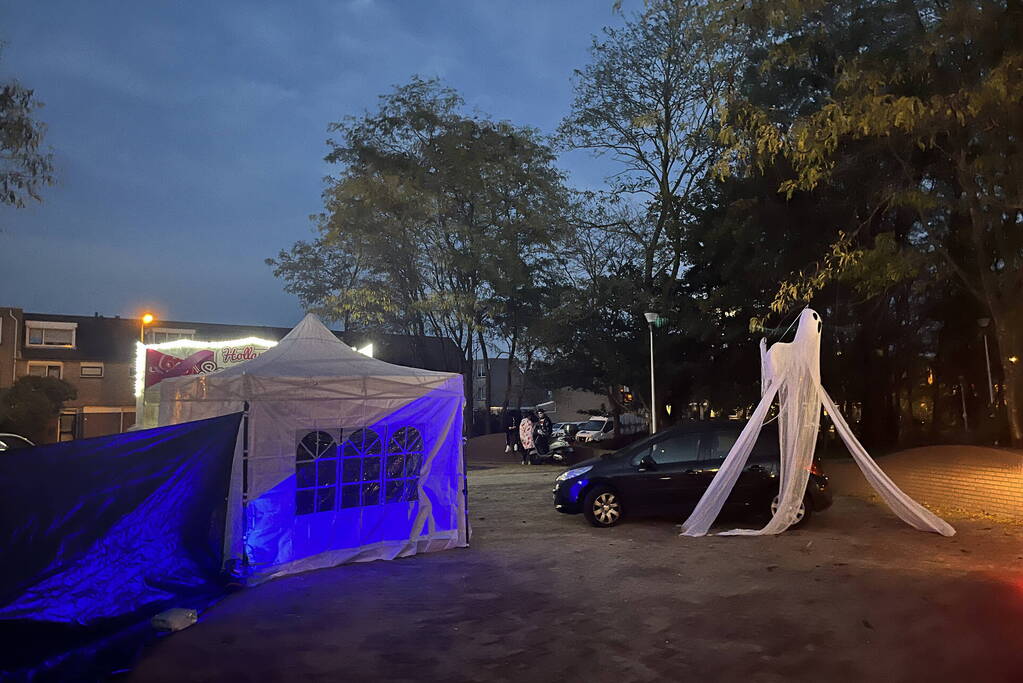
140 313 155 342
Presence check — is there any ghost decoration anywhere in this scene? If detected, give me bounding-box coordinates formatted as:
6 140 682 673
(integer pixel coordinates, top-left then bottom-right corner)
679 308 955 537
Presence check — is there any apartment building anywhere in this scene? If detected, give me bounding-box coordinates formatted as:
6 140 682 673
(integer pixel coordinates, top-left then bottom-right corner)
0 307 462 443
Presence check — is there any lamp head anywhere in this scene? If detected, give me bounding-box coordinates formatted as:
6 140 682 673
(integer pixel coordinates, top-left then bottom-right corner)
644 312 659 324
141 313 154 325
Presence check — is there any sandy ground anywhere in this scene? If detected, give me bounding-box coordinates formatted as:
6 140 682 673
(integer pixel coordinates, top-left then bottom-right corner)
128 456 1023 683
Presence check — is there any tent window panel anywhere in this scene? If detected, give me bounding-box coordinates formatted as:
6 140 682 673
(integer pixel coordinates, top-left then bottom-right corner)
316 487 336 513
385 479 405 503
405 453 422 477
361 481 381 506
341 484 361 508
388 426 423 454
296 461 316 489
317 460 338 486
294 429 340 516
344 428 381 457
330 426 424 509
362 456 381 482
386 454 405 478
296 490 315 516
342 458 362 483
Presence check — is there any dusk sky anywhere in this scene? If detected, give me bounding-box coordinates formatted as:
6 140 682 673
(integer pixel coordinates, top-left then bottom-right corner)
0 1 627 327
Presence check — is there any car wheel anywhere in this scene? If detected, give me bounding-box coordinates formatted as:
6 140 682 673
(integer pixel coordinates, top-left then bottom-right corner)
583 486 623 528
770 494 812 528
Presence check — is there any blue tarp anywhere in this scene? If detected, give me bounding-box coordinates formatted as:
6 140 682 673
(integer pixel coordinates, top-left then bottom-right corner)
0 412 242 682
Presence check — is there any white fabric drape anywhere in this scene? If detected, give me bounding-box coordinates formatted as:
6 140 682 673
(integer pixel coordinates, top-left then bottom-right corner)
821 389 954 536
680 308 954 538
678 382 780 536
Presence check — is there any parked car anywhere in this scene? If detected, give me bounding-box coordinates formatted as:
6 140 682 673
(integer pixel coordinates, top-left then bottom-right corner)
552 421 583 442
574 414 647 444
0 433 35 452
553 420 831 528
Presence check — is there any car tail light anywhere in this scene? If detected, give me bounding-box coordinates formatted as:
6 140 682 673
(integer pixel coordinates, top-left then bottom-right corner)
809 461 823 476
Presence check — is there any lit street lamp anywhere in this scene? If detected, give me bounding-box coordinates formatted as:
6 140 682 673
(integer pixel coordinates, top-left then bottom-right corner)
140 312 155 343
644 311 659 433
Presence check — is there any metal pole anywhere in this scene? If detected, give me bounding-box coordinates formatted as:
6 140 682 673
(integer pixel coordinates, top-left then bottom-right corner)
241 401 250 505
983 334 995 404
649 323 657 434
959 382 969 433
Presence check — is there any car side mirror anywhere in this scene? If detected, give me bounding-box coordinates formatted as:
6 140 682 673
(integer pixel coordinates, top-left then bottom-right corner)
638 454 656 470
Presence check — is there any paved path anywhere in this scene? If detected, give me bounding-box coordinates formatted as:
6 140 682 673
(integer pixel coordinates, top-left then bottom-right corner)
129 462 1023 682
827 445 1023 522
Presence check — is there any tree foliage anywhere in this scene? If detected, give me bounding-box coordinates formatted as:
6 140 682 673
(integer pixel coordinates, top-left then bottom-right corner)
712 0 1023 444
271 77 574 429
1 49 54 210
0 376 76 444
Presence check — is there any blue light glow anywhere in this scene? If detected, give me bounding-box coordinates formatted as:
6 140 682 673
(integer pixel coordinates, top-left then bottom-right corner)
242 386 465 580
569 478 589 503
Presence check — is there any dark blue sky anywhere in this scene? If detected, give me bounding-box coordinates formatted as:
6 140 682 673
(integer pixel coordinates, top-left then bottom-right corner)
0 1 626 327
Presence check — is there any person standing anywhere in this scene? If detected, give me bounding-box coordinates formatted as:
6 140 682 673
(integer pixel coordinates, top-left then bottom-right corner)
505 410 521 454
534 408 552 456
519 411 536 465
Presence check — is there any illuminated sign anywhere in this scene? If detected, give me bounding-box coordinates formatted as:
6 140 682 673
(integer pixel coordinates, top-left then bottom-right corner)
133 335 374 428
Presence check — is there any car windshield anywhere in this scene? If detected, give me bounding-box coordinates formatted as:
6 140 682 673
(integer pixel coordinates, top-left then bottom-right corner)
578 419 605 432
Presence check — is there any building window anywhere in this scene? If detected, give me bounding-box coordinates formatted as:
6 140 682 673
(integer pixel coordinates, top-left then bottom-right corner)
25 321 77 348
149 328 197 344
28 362 62 379
80 362 104 378
476 363 487 378
294 430 340 516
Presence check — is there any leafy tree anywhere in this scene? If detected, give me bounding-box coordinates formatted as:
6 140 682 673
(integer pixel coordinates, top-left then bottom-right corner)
557 0 729 425
1 48 54 210
532 216 651 434
713 0 1023 445
272 77 573 431
560 0 727 302
266 236 369 330
0 376 76 444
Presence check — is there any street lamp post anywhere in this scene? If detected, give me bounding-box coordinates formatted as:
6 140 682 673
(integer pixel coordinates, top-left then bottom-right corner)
140 313 154 343
644 312 659 434
977 318 995 405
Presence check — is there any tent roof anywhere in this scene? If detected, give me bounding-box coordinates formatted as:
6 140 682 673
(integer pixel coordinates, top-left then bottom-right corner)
210 313 454 380
157 314 463 405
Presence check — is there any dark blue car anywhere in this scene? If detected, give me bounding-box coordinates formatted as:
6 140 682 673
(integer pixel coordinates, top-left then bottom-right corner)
553 420 832 528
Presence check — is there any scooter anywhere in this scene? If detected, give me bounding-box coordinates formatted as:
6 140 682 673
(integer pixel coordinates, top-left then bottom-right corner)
528 436 573 465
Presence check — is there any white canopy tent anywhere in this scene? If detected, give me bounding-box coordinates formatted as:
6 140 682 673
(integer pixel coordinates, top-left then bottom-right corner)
158 314 468 583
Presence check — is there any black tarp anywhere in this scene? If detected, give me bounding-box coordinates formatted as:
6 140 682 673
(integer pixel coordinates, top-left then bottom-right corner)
0 413 242 682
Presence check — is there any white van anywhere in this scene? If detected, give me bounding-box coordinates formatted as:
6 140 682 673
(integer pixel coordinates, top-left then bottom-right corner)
574 414 647 444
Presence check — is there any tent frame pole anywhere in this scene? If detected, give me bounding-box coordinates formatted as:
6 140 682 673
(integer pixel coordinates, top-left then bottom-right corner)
461 439 470 546
241 401 250 569
242 401 250 504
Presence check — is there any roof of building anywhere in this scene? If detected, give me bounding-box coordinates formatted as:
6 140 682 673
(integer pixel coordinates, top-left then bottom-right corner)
18 311 464 374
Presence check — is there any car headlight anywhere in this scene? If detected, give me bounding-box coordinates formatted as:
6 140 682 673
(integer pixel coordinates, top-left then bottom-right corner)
556 465 593 482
